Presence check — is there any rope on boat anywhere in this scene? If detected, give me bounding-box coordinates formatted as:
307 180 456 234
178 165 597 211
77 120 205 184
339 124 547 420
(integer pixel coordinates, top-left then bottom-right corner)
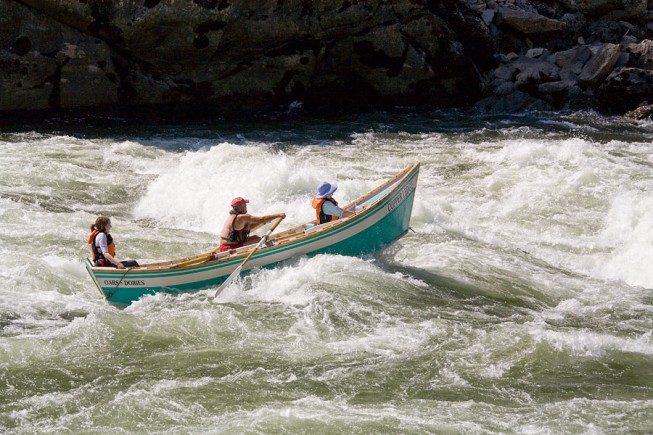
105 267 134 300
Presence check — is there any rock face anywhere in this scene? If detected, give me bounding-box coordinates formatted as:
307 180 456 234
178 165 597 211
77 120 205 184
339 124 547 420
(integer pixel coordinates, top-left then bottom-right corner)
0 0 493 116
1 0 652 118
472 0 653 116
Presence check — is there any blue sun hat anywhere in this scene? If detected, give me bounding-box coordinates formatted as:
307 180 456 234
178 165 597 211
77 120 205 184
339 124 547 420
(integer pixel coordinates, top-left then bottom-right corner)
316 181 338 198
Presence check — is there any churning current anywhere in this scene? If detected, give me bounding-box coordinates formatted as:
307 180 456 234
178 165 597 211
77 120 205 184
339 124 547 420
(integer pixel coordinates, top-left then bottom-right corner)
0 111 652 433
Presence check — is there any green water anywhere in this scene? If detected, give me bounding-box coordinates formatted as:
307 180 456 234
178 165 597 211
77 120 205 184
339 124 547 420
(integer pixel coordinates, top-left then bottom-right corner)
1 111 652 433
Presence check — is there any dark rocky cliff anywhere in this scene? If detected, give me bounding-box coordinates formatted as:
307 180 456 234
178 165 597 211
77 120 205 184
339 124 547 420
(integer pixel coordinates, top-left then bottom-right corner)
1 0 652 118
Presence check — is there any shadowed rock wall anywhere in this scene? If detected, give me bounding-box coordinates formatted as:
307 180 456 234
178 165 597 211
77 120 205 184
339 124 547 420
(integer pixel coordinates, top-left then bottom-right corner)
1 0 652 118
468 0 653 117
0 0 492 116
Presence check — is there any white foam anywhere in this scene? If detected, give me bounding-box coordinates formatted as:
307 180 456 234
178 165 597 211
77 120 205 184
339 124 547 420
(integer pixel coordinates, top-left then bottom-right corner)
221 254 380 305
132 141 400 234
528 320 653 357
592 189 653 288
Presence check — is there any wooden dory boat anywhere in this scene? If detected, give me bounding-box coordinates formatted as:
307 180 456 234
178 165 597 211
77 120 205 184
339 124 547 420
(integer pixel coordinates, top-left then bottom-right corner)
85 163 420 304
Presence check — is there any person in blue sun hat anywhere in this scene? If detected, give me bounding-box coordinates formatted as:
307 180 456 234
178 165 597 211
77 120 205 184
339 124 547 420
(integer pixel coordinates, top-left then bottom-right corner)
311 181 354 224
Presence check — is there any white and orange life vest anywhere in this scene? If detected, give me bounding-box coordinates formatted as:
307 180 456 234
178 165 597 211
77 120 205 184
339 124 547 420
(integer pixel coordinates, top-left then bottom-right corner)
88 230 115 264
312 197 339 224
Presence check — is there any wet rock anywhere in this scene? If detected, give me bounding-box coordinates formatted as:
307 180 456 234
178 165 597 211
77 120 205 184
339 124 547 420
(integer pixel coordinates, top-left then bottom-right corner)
474 90 555 112
625 103 653 119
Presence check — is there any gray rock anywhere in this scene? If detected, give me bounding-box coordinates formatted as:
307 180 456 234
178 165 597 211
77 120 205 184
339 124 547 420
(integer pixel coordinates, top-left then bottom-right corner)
1 0 651 117
621 35 639 44
578 43 621 85
513 56 560 85
0 0 493 115
555 46 592 70
500 52 520 62
538 81 569 93
482 9 495 26
494 65 516 80
494 81 516 95
599 66 653 111
560 13 587 33
498 7 564 34
621 40 653 70
566 84 584 98
474 90 554 112
602 0 647 19
586 21 626 44
557 0 621 15
526 47 546 58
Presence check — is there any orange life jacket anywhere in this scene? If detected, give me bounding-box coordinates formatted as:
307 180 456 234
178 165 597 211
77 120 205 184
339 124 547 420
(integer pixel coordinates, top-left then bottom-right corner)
312 197 339 224
88 230 115 263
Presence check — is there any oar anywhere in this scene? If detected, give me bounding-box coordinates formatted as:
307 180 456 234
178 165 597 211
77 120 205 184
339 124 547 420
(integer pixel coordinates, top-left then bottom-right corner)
211 216 285 301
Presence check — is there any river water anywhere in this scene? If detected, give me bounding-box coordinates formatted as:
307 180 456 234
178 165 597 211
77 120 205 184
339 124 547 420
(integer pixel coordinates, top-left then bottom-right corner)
0 110 651 433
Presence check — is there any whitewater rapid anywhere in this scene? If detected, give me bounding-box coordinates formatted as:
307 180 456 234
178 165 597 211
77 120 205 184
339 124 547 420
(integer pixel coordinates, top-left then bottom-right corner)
0 111 651 433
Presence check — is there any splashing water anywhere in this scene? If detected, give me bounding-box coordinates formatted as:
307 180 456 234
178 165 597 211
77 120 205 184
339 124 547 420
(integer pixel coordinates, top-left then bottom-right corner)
1 111 652 433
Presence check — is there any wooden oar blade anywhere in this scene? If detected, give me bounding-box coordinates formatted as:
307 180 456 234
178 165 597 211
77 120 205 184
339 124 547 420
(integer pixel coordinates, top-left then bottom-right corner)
210 216 284 302
212 265 242 300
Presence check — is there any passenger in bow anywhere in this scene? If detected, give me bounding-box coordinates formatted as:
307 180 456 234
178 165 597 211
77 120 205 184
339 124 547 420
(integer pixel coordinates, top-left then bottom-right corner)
88 216 139 268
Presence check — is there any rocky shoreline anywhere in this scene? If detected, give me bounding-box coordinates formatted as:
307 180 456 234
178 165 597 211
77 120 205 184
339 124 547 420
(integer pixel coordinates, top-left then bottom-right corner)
470 0 653 119
1 0 652 120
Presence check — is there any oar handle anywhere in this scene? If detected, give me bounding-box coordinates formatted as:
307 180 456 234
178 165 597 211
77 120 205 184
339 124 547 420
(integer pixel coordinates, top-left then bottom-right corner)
267 215 285 233
239 215 284 269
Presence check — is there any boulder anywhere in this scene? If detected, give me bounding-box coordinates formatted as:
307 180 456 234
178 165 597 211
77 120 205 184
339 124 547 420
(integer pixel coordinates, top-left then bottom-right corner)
538 80 570 93
493 64 516 80
513 56 560 86
621 40 653 70
585 20 627 44
474 90 555 112
498 7 564 34
601 0 648 20
555 45 592 71
557 0 622 16
598 66 653 111
578 43 621 85
559 13 587 33
625 103 653 119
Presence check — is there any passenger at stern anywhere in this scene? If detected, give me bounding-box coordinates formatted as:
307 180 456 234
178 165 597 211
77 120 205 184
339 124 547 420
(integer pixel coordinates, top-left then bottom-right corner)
312 181 354 224
88 216 138 269
219 197 285 252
